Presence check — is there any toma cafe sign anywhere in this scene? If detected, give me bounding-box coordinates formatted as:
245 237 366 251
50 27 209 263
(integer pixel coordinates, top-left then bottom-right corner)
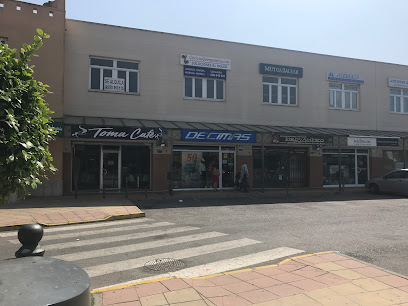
71 125 163 140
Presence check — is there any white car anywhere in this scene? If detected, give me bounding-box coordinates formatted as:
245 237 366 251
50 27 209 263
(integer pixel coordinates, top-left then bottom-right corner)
366 169 408 195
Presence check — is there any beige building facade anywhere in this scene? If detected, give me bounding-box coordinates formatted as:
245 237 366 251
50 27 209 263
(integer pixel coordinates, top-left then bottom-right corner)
2 0 408 195
62 19 408 193
0 0 65 196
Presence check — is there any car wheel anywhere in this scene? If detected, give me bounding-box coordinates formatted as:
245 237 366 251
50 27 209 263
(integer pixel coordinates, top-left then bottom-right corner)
369 184 379 194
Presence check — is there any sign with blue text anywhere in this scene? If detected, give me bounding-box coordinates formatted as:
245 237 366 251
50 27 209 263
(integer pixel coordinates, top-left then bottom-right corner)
184 66 226 80
388 78 408 89
180 54 231 70
327 72 364 84
182 129 256 143
260 63 303 78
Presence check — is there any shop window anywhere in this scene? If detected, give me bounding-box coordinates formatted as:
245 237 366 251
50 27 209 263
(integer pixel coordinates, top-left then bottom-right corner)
252 147 308 188
322 149 368 186
390 89 408 114
383 150 405 174
121 146 150 190
329 83 358 110
184 77 224 101
89 57 139 94
262 77 297 105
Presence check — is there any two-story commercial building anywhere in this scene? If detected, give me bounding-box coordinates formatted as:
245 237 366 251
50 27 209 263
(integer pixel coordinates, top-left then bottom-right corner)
2 0 408 195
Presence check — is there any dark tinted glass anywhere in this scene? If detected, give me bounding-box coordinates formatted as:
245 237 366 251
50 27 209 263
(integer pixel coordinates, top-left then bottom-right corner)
281 78 296 85
117 61 139 70
91 68 100 89
185 77 192 97
262 76 278 83
216 80 223 99
263 84 269 102
207 79 214 99
90 58 113 67
129 72 138 93
195 78 203 98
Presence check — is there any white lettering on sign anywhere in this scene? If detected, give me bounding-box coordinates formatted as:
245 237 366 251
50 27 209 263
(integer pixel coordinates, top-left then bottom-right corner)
180 54 231 70
388 78 408 89
327 72 364 84
264 66 300 76
347 137 376 147
184 131 253 142
104 77 125 92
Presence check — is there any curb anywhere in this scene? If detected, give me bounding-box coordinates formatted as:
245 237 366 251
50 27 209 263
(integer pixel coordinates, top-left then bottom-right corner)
91 251 335 293
0 212 145 232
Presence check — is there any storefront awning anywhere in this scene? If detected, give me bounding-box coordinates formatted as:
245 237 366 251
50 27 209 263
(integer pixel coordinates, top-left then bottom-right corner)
63 115 408 138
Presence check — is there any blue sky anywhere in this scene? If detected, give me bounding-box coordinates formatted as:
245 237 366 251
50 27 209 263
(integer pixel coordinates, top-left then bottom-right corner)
25 0 408 65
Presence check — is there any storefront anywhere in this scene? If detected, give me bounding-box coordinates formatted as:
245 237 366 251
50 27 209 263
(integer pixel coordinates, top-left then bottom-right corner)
171 129 256 190
69 124 164 191
323 149 369 187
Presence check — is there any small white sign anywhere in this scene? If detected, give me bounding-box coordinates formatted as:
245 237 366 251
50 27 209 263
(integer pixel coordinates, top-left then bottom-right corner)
347 137 376 147
327 72 364 84
388 78 408 89
104 77 125 92
180 54 231 70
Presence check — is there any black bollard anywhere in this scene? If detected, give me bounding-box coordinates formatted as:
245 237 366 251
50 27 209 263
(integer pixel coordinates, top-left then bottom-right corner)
15 223 45 258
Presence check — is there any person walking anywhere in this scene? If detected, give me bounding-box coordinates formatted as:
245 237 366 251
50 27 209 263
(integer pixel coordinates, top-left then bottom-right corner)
199 158 206 187
212 165 220 191
240 162 249 192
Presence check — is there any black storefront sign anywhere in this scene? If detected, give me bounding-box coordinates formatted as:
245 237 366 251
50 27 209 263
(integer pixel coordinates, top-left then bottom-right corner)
259 63 303 78
377 138 399 147
71 125 164 140
272 135 333 145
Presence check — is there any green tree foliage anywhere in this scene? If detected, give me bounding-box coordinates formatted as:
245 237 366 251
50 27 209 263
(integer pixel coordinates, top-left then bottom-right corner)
0 29 56 205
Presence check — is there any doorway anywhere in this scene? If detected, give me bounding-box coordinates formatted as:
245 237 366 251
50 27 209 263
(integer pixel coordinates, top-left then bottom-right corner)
101 148 120 190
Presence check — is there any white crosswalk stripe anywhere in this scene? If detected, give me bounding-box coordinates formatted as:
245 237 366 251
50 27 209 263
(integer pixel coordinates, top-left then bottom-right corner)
86 238 261 277
0 217 153 238
56 231 228 261
95 247 304 290
41 226 199 251
3 218 305 289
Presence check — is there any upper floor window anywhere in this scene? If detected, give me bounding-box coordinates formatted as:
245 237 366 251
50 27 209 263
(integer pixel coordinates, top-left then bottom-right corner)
184 77 224 101
89 57 139 94
390 89 408 114
329 83 358 110
262 76 297 105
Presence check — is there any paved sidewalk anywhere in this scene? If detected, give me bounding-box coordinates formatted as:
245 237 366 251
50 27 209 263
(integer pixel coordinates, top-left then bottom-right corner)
0 195 144 231
92 252 408 306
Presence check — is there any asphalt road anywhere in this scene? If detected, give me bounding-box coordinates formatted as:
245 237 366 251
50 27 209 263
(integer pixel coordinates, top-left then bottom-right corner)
138 190 408 276
0 190 407 289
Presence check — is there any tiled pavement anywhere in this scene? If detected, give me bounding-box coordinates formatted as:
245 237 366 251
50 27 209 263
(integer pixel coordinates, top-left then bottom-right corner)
92 252 408 306
0 195 144 231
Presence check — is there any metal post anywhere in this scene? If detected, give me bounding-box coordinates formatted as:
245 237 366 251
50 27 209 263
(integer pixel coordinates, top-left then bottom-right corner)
403 137 406 168
261 133 265 193
169 131 174 196
103 183 105 199
125 176 128 199
338 137 342 192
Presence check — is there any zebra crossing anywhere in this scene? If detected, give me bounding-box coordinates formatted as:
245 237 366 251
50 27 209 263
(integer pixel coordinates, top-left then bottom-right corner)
1 218 304 289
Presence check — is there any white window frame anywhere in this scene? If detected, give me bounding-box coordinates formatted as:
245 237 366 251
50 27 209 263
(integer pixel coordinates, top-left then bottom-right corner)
184 77 225 101
329 83 359 111
89 57 140 94
390 88 408 114
262 76 298 106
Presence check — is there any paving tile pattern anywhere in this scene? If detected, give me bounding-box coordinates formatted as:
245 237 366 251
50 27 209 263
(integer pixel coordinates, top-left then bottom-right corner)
0 195 144 230
95 253 408 306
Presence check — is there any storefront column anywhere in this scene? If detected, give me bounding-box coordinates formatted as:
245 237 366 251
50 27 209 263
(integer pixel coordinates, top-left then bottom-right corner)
152 145 171 192
370 148 383 178
237 144 253 188
309 151 323 188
